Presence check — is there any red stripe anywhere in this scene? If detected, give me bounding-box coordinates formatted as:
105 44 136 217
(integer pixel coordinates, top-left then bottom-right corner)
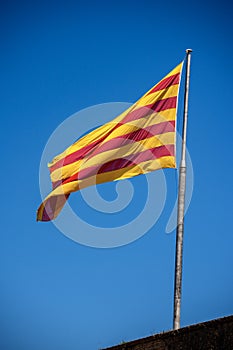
121 97 177 124
41 143 174 221
50 97 177 174
147 73 180 95
53 145 174 188
49 123 122 174
52 120 175 189
42 200 54 221
97 144 174 174
87 120 175 158
41 194 69 221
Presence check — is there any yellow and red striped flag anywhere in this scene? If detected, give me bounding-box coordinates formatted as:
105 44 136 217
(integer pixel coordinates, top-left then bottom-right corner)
37 62 183 221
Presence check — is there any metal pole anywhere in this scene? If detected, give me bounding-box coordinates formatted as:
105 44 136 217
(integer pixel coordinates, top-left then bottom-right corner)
173 49 192 330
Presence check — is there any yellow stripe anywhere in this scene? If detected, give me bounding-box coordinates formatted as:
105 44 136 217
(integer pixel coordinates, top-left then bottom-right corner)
49 103 139 167
50 107 176 176
50 132 175 183
136 84 179 108
37 194 68 221
78 134 174 171
49 63 182 167
95 110 176 144
38 154 175 221
144 62 183 95
50 111 176 181
165 62 183 78
43 155 176 203
51 158 83 183
48 122 116 167
78 155 176 189
38 62 183 221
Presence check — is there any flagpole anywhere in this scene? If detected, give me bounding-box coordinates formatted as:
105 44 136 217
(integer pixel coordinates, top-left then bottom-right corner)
173 49 192 330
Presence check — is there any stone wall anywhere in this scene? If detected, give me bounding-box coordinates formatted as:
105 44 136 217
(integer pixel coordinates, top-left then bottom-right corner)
103 315 233 350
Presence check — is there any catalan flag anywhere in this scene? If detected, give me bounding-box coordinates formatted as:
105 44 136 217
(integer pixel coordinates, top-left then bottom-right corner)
37 62 183 221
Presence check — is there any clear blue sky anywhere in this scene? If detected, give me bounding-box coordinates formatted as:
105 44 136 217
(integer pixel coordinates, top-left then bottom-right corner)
1 1 233 349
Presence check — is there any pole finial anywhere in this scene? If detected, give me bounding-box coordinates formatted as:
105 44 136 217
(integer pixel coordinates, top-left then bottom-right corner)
186 49 193 53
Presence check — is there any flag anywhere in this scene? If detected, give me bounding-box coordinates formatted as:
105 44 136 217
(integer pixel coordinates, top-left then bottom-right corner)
37 62 183 221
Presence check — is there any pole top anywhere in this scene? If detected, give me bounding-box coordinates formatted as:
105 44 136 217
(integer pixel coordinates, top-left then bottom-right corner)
186 49 193 53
